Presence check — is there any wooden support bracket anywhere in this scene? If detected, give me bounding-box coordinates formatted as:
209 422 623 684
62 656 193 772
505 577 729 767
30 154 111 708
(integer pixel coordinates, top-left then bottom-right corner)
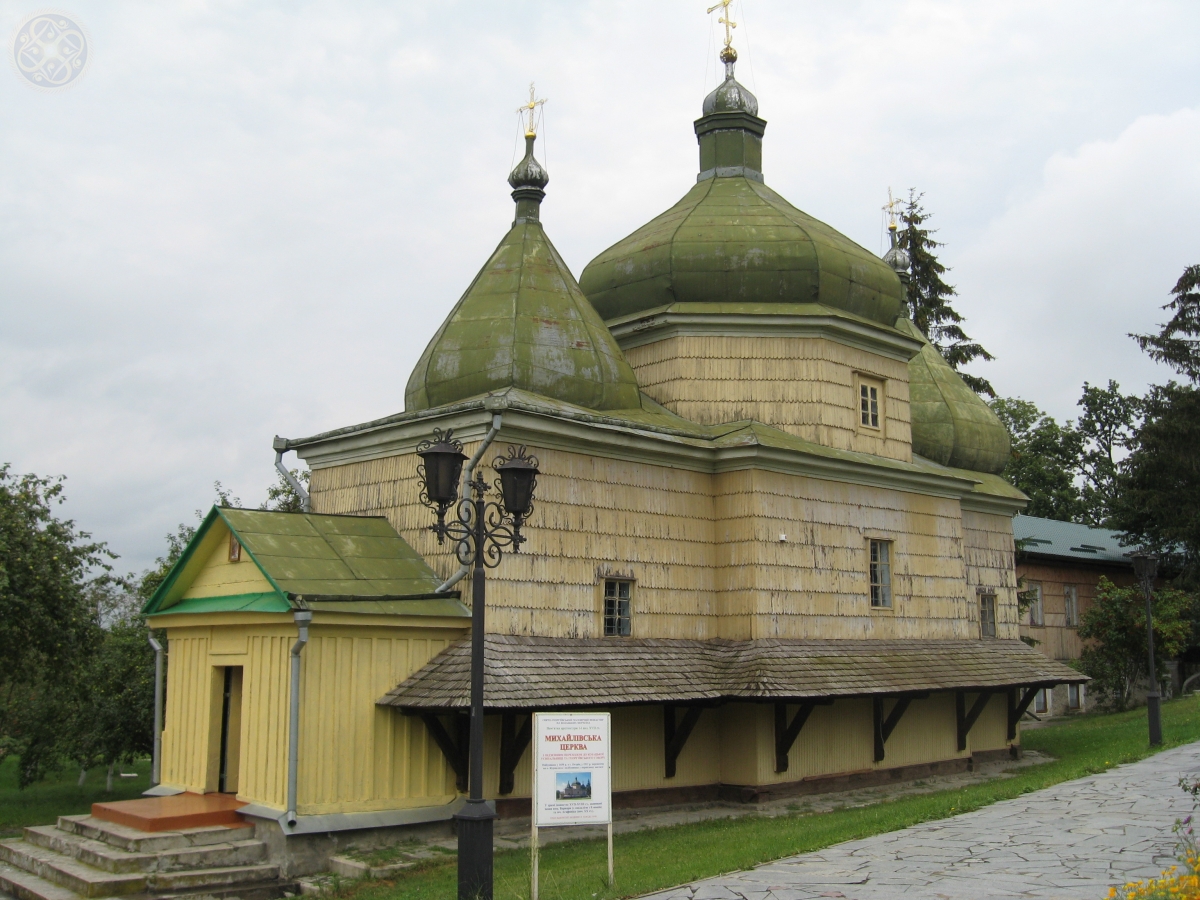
773 701 831 773
664 705 704 779
955 691 993 752
418 712 468 792
498 711 532 795
872 696 913 763
1007 686 1042 741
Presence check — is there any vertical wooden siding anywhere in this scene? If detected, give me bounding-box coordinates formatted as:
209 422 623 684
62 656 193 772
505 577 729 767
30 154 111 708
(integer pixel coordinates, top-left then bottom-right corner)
623 335 913 462
297 627 458 815
160 632 213 793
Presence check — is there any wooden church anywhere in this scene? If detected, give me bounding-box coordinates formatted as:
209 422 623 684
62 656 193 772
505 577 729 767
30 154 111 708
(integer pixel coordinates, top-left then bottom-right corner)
140 39 1083 872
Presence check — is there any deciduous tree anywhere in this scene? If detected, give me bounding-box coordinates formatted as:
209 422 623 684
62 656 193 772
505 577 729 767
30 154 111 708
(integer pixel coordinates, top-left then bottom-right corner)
989 397 1084 521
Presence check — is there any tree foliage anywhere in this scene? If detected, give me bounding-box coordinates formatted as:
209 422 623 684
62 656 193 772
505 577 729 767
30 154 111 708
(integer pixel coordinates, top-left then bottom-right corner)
0 466 112 782
1075 380 1143 527
1112 384 1200 588
897 190 996 397
260 469 309 514
1077 577 1194 711
989 397 1084 521
1132 263 1200 384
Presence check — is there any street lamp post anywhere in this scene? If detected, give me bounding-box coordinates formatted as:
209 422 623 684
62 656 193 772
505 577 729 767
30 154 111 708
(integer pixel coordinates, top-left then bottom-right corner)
1131 551 1162 747
416 429 539 900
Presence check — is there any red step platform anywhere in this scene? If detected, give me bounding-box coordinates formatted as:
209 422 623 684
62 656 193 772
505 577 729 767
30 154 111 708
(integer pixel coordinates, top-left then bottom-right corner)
91 793 247 832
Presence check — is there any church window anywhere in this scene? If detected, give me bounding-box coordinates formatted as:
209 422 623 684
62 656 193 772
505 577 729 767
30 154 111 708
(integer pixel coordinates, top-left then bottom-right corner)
1063 584 1079 626
603 579 632 636
859 380 882 429
979 593 997 638
228 533 241 563
869 540 892 608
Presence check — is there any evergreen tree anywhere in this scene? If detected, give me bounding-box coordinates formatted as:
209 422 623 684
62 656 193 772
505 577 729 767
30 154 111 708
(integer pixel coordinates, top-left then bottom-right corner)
1132 263 1200 383
898 190 996 397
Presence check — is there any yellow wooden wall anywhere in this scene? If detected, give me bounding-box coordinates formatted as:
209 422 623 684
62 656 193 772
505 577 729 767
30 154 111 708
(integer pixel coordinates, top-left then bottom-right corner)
483 694 1010 800
962 510 1021 640
181 521 275 599
160 619 464 813
309 444 1003 641
623 335 913 462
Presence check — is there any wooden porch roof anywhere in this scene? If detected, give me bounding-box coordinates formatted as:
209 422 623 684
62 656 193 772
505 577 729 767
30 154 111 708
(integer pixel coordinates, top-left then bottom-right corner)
377 634 1087 711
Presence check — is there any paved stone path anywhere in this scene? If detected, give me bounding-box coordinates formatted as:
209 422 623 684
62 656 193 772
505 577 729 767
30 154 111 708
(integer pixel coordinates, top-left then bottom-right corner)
643 741 1200 900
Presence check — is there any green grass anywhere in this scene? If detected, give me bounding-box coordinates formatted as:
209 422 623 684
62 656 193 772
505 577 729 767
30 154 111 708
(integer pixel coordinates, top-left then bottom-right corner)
347 697 1200 900
0 757 152 837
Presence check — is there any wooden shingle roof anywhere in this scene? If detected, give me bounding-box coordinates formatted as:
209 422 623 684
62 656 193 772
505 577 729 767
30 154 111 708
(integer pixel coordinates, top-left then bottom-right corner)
378 634 1086 710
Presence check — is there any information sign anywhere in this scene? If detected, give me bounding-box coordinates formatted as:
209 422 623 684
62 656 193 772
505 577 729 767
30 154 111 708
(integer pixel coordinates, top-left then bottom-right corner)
532 712 611 826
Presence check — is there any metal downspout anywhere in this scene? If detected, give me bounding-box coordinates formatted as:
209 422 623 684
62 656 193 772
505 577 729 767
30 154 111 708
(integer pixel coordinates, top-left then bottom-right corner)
272 437 311 513
148 633 164 786
436 413 502 593
286 610 312 825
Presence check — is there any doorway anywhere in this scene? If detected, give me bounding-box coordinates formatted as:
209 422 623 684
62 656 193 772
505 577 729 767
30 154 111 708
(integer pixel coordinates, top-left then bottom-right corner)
214 666 243 794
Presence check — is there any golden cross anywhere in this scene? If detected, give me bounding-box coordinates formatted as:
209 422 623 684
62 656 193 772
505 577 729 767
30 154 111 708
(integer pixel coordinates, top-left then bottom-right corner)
516 82 547 138
707 0 737 52
883 187 901 231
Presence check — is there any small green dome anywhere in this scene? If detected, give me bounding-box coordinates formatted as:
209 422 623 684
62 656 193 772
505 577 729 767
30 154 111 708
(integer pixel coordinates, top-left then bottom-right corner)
896 318 1010 474
579 61 905 327
405 138 642 413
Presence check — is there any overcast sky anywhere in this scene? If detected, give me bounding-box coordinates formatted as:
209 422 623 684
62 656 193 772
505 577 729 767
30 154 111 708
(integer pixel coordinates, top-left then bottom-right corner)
1 0 1197 575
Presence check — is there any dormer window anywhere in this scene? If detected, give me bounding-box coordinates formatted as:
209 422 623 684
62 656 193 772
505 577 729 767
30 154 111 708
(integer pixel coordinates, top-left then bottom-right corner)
857 376 884 431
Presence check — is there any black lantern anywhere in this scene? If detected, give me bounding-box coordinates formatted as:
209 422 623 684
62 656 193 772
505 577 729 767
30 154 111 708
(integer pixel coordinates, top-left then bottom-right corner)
494 445 539 540
416 429 466 540
1132 551 1159 590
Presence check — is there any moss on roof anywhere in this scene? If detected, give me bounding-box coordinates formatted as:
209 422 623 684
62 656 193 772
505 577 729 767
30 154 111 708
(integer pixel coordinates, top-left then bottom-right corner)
143 507 468 618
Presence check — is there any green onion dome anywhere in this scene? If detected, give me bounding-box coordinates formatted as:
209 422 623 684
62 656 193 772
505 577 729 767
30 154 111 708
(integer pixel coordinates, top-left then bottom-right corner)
896 317 1011 474
579 60 905 327
405 136 643 413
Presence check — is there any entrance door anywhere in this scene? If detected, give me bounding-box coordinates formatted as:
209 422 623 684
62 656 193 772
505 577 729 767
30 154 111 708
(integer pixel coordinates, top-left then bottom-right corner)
217 666 243 793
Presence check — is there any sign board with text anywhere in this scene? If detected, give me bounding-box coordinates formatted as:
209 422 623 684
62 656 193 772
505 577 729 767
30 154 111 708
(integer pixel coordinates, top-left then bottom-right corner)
532 712 611 827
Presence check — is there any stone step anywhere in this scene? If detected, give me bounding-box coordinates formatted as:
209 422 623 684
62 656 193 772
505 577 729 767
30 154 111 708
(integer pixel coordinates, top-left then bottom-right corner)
0 842 145 897
0 860 81 900
55 819 252 855
148 864 280 892
328 856 415 879
22 829 266 874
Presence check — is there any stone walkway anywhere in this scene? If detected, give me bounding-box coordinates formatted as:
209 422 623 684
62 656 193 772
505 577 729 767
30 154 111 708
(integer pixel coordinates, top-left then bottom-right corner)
643 741 1200 900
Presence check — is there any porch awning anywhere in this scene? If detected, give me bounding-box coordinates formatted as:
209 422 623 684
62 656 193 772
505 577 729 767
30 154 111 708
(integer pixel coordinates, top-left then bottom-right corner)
377 634 1087 711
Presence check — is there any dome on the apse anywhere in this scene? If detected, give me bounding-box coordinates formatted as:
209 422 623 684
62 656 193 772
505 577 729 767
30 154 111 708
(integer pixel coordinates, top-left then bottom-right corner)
405 135 642 413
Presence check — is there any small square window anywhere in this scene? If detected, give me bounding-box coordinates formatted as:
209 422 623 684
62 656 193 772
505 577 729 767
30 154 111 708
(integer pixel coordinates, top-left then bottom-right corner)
228 533 242 563
1063 585 1079 627
860 382 881 429
980 594 997 638
869 540 892 608
1067 683 1082 710
604 580 631 636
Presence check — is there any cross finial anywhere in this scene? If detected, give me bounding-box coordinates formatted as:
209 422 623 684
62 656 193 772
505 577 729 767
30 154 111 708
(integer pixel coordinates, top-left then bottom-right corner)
883 187 901 232
707 0 737 58
516 82 547 139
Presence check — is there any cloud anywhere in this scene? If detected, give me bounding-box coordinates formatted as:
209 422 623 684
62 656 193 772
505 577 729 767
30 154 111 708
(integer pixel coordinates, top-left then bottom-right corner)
956 107 1200 418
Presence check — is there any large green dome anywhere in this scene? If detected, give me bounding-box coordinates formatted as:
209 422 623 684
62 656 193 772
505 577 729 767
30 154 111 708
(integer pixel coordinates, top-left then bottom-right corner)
406 137 642 413
579 62 905 327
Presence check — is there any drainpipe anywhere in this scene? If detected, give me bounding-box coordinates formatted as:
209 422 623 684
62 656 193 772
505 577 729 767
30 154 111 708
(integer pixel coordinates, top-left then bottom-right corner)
286 610 313 826
148 632 164 786
273 437 311 512
436 413 503 593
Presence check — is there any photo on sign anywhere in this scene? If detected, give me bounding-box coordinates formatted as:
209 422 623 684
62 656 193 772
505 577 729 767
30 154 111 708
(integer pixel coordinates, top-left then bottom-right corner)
555 772 592 801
